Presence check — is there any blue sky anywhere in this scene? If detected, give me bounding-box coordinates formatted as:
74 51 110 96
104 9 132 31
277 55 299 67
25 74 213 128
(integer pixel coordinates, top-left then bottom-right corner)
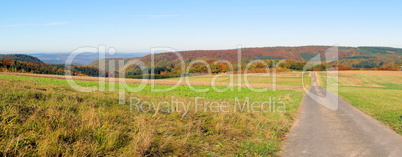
1 0 402 53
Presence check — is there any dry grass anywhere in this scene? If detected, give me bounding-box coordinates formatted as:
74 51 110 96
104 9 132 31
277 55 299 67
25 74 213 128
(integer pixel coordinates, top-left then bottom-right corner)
0 74 304 156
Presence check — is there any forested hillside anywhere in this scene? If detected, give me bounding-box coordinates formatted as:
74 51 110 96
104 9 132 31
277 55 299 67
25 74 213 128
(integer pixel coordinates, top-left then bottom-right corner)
1 46 400 79
0 55 107 77
86 46 402 78
0 54 44 63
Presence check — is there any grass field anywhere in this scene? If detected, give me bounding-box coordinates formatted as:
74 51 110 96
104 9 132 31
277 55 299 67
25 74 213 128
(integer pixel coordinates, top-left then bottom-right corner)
168 72 310 86
0 73 307 156
168 72 311 91
318 71 402 134
1 72 311 91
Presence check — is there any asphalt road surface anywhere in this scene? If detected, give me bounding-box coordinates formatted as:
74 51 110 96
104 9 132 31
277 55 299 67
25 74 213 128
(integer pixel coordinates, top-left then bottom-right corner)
281 73 402 157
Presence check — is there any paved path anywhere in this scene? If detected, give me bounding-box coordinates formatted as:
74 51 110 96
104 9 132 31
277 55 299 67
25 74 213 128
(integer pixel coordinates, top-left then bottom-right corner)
282 73 402 157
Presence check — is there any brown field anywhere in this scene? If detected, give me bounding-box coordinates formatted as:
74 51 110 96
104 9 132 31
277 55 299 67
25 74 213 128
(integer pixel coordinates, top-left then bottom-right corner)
318 70 401 88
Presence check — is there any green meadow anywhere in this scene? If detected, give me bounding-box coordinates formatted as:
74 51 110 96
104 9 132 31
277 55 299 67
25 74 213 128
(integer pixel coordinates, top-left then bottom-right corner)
168 72 311 87
319 71 402 134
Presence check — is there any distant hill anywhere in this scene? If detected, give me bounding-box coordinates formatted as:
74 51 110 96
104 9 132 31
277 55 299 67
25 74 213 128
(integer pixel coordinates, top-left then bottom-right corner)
87 46 402 74
1 46 400 78
87 46 338 72
0 54 107 77
0 54 43 63
31 52 148 65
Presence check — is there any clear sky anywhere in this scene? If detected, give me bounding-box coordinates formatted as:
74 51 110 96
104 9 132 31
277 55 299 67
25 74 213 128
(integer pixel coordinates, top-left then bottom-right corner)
1 0 402 53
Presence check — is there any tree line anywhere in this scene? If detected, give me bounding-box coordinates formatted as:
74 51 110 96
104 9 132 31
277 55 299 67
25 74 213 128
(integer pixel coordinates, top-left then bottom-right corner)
0 60 106 76
1 57 399 80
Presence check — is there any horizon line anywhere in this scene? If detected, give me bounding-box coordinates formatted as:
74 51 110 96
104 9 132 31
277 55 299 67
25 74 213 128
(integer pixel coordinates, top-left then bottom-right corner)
1 45 402 54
